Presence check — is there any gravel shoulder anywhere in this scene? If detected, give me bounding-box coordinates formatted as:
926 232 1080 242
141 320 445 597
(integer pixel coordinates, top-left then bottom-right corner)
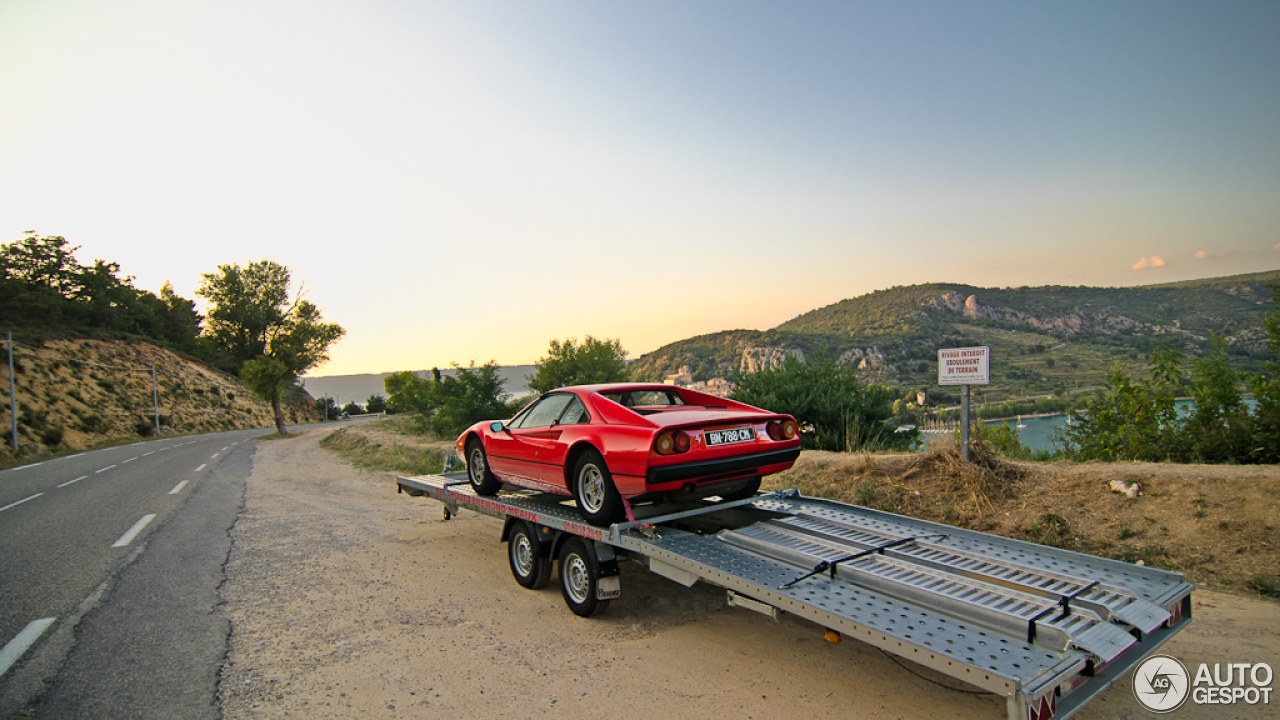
218 429 1280 720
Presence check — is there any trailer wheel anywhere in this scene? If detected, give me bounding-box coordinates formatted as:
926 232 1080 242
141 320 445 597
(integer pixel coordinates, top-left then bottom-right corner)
466 440 501 496
508 521 551 589
559 537 609 617
572 451 623 526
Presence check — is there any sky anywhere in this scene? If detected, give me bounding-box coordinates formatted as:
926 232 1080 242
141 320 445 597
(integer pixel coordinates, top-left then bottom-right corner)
2 0 1278 377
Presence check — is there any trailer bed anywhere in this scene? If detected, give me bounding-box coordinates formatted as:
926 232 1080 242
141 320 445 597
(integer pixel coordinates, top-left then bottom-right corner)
396 472 1192 720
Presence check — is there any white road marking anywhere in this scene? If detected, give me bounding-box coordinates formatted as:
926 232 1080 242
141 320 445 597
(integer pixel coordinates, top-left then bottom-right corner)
111 514 156 548
11 463 43 471
194 464 206 472
94 465 116 474
210 453 219 459
0 493 44 513
65 453 84 459
221 446 229 452
0 617 57 678
121 457 137 464
57 475 89 488
158 447 169 452
143 451 155 457
168 480 188 495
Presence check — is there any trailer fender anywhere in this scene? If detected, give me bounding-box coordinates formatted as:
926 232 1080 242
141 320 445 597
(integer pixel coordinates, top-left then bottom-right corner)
502 518 553 556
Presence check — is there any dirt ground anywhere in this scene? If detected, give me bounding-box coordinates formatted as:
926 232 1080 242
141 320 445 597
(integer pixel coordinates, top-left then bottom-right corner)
218 429 1280 720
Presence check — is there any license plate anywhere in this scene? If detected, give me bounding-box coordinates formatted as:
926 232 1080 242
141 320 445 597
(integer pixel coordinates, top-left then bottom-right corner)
704 427 755 447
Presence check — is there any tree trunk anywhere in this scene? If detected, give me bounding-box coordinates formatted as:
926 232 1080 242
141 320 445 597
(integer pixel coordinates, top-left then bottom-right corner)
271 389 288 435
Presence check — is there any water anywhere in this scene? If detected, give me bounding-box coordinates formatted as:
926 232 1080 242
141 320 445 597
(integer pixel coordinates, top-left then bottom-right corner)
932 398 1253 455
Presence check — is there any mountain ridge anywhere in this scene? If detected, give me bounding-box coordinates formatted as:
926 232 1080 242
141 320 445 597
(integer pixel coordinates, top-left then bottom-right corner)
628 270 1279 399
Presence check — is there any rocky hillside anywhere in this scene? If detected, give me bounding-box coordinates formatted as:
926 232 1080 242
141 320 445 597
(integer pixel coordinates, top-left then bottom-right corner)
1 337 321 458
628 270 1279 397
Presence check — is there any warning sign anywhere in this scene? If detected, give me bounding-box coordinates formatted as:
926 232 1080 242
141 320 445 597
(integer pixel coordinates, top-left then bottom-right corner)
938 346 990 385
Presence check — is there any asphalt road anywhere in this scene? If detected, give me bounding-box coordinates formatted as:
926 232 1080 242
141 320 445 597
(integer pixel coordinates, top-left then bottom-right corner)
0 421 359 718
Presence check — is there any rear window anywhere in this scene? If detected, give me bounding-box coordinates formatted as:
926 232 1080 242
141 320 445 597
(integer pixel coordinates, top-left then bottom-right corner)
601 389 688 411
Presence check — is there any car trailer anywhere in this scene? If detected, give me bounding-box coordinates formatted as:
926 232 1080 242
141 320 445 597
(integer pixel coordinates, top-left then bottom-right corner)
396 472 1193 720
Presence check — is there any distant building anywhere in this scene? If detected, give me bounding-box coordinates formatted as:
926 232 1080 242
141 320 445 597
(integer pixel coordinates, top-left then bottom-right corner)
663 365 734 397
664 365 694 386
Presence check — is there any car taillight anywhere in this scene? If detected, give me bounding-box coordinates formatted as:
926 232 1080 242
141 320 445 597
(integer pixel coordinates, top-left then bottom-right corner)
767 419 798 441
655 431 691 455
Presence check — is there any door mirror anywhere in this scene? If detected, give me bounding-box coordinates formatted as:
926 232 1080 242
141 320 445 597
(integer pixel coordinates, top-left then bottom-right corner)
489 421 508 434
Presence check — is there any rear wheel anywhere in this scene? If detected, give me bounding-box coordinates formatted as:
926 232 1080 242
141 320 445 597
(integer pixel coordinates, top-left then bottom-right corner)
572 451 623 526
507 521 551 589
466 439 501 495
719 476 762 502
559 537 609 617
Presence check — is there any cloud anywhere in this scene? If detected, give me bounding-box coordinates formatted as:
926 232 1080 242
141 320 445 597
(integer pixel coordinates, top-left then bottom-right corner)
1194 250 1225 260
1132 256 1167 271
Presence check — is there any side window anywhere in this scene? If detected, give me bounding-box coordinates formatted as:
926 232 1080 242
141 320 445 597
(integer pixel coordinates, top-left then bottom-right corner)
556 396 590 426
514 394 574 429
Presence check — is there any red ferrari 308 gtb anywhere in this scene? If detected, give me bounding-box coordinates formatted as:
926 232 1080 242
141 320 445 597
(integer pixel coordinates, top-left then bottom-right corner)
455 383 802 525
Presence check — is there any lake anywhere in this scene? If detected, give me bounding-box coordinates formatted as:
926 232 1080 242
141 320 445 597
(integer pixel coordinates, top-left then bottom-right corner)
927 398 1253 454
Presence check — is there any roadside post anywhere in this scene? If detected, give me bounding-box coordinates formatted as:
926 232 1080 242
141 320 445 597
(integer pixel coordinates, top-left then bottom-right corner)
937 346 991 461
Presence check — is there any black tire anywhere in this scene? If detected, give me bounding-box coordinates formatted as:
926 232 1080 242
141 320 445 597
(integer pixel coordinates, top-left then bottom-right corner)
558 537 609 617
719 476 762 502
571 450 624 526
508 521 552 589
466 439 501 495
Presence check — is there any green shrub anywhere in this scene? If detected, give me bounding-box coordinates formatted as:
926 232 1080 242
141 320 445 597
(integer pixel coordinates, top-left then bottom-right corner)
39 426 63 447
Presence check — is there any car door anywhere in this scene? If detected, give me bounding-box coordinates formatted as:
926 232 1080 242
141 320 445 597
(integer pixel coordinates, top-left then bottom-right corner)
535 395 592 488
488 393 575 492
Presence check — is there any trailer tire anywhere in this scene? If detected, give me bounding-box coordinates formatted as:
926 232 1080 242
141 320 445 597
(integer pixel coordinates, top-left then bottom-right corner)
572 450 623 526
466 439 501 496
559 537 609 617
508 521 551 589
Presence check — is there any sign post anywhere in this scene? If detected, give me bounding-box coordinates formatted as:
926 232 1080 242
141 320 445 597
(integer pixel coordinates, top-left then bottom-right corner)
937 346 991 462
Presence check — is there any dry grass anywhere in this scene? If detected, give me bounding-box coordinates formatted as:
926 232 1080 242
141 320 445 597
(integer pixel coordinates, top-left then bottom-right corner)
768 437 1025 526
318 417 456 477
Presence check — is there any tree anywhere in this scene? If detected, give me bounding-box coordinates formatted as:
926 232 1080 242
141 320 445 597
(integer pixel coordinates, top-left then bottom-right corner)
341 401 363 416
196 260 293 371
365 394 387 414
1 233 206 346
315 396 338 419
526 336 628 394
731 354 913 452
382 363 509 436
430 362 510 438
200 261 344 434
384 370 435 416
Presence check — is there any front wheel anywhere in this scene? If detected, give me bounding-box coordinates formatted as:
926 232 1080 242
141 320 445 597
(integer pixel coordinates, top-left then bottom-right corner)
466 440 501 495
559 537 609 617
508 521 551 589
572 451 623 526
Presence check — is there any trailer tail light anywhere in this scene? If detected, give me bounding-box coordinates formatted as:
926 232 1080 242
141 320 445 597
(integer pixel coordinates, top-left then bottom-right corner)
655 431 691 455
767 419 798 441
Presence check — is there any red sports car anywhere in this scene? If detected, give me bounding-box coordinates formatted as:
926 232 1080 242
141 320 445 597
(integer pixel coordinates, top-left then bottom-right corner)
455 383 802 525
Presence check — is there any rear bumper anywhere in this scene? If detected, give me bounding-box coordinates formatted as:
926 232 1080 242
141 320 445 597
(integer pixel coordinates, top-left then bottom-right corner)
645 447 801 487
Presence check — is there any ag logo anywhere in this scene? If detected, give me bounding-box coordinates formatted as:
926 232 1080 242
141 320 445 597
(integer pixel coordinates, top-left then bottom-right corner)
1134 654 1190 713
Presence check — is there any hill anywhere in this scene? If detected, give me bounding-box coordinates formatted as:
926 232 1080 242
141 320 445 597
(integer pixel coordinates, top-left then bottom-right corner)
628 270 1279 402
1 337 321 458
